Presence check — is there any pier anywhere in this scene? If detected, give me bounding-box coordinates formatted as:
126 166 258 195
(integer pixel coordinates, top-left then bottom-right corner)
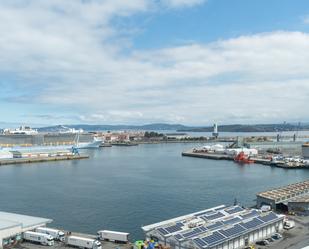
0 154 89 166
182 150 308 169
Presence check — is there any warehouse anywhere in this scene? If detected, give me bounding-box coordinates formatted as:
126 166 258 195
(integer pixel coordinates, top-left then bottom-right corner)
256 180 309 213
0 211 52 248
142 205 284 249
302 143 309 159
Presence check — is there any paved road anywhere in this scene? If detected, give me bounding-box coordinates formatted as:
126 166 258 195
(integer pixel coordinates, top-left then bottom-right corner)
257 216 309 249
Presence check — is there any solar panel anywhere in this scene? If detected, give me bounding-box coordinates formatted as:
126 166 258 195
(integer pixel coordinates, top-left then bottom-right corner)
174 234 183 240
200 226 208 232
225 206 244 214
157 228 169 236
241 218 264 230
193 238 207 248
241 210 260 220
258 212 278 223
219 224 246 238
165 223 183 233
206 212 225 220
195 210 215 217
206 221 224 230
182 227 205 239
202 231 226 246
223 217 242 225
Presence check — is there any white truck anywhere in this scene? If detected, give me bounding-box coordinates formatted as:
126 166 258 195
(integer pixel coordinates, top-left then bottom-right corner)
36 227 65 241
66 235 102 249
97 230 129 243
284 220 295 230
23 231 54 246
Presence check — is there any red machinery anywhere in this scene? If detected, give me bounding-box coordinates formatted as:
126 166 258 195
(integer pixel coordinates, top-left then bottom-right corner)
234 151 255 164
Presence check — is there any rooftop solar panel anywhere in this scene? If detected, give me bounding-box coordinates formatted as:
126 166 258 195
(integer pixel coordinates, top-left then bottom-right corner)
241 210 260 220
206 212 225 220
206 221 224 230
165 223 183 234
193 238 207 248
241 218 264 230
182 227 205 239
200 226 208 232
225 206 244 214
195 210 215 217
223 217 242 225
202 231 226 246
174 234 183 240
219 224 246 238
157 228 169 236
258 212 278 223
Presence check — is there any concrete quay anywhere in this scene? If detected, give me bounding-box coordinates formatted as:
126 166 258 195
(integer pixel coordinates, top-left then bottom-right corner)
0 155 89 166
182 150 308 169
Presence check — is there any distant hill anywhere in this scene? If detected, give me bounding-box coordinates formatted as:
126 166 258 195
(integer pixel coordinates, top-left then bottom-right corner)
37 123 195 132
37 122 309 133
178 123 309 132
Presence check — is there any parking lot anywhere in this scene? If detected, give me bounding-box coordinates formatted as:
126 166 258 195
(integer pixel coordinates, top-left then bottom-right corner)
255 215 309 249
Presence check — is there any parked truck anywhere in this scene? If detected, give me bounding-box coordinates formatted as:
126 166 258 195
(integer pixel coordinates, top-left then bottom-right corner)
36 227 65 241
97 230 129 243
23 231 54 246
66 235 102 249
283 220 295 230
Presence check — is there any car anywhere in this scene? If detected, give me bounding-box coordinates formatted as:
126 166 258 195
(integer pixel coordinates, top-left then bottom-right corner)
271 233 282 240
256 240 269 246
266 237 274 243
244 246 255 249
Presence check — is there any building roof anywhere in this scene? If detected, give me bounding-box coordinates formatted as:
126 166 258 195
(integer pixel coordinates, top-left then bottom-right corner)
142 205 284 249
0 219 21 231
288 193 309 203
256 180 309 203
0 211 52 230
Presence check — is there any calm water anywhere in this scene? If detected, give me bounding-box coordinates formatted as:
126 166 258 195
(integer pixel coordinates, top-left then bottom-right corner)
0 143 308 240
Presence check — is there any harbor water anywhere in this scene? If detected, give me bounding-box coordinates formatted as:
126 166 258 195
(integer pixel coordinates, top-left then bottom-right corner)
0 143 308 240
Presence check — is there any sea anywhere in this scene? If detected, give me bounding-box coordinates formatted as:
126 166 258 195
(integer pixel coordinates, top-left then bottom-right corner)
0 137 309 240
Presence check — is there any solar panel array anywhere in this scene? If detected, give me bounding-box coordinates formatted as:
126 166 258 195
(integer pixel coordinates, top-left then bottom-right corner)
258 212 278 223
240 210 260 220
219 224 246 238
222 217 242 225
165 223 183 233
204 212 225 220
201 231 226 246
241 218 264 229
225 206 244 214
154 206 281 249
206 221 224 230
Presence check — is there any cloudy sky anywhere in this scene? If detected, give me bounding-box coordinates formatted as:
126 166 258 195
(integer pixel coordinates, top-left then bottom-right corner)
0 0 309 126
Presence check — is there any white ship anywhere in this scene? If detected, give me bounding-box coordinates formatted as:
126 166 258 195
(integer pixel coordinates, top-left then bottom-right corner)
75 137 103 149
2 126 38 135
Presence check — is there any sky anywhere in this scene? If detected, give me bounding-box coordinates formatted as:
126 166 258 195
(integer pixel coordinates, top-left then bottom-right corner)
0 0 309 127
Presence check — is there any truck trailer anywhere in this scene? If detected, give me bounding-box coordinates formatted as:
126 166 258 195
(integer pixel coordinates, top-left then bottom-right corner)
23 231 54 246
36 227 65 241
66 235 102 249
97 230 129 243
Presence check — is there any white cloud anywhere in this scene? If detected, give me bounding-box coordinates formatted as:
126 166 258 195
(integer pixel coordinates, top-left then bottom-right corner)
160 0 206 8
0 1 308 125
302 15 309 24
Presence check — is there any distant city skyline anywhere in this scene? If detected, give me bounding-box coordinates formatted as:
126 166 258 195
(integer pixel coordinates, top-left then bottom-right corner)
0 0 309 126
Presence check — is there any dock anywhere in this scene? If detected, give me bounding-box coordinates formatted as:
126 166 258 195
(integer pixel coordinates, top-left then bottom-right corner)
182 150 308 169
0 155 89 166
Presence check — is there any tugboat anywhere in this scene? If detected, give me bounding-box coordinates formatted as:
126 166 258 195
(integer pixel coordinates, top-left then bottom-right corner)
234 151 255 164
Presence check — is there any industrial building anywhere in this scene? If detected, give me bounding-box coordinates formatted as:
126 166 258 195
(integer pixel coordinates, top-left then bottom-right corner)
142 205 284 249
302 143 309 159
256 180 309 215
0 211 52 248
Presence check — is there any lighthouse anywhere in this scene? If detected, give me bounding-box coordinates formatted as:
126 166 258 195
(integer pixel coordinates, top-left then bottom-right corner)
212 123 219 138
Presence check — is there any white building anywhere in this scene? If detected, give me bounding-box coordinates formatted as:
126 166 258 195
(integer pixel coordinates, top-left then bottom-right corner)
142 205 284 249
302 143 309 159
0 211 52 248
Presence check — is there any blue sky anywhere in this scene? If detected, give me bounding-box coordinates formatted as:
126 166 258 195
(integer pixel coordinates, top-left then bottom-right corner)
0 0 309 127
